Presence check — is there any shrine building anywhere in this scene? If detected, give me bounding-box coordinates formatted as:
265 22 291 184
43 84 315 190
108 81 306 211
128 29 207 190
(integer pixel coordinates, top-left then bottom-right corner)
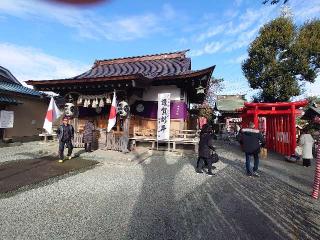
27 50 215 151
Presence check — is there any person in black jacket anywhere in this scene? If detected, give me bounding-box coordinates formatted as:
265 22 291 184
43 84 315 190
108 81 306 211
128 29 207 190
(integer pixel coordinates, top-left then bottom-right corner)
237 122 265 177
56 116 74 162
196 124 216 176
83 120 95 152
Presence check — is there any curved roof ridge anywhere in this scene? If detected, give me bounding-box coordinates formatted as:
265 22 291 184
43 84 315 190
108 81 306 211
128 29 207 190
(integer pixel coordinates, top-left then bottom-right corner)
0 66 21 85
94 50 189 67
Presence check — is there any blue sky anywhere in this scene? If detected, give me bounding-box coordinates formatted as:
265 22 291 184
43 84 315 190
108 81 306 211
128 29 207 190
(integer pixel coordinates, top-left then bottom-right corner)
0 0 319 99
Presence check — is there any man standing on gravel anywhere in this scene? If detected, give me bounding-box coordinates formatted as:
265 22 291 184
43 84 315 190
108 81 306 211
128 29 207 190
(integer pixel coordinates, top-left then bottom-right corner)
56 116 74 163
237 122 265 177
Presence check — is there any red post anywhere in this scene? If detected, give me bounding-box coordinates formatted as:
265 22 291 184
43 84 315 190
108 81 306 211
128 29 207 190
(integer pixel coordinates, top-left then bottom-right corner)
275 116 279 153
284 116 288 155
254 106 259 129
280 116 284 155
270 116 274 151
266 116 270 149
287 115 291 156
290 105 296 155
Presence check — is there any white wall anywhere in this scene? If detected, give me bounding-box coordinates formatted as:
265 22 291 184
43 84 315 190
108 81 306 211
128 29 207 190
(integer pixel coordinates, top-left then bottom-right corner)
142 85 181 101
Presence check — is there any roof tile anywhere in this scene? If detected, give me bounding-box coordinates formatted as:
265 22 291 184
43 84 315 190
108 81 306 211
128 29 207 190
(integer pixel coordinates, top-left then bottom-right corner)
0 82 42 96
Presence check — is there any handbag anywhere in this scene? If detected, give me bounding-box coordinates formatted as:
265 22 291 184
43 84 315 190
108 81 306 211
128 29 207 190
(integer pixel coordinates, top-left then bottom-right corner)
210 151 219 163
260 147 268 159
295 146 302 156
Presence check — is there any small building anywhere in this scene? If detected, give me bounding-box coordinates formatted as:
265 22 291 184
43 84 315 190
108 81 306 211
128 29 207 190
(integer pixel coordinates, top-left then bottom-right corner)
0 66 48 142
216 94 245 133
301 102 320 121
27 50 215 150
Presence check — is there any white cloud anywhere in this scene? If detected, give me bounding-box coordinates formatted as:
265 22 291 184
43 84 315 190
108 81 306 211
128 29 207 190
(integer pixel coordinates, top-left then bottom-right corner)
196 25 226 42
226 8 265 35
0 0 173 41
290 0 320 22
302 76 320 98
228 53 248 64
101 14 161 40
226 25 261 52
190 41 224 57
224 9 239 18
0 42 90 83
177 37 188 45
234 0 244 7
162 3 176 20
190 5 277 55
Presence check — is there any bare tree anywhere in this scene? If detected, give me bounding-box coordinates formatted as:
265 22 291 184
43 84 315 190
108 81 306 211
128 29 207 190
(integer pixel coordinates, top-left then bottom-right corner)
205 77 224 108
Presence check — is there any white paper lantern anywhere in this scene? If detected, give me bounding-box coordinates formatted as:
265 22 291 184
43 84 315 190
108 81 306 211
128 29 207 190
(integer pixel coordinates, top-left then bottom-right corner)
77 97 83 104
92 99 97 108
99 99 104 107
106 95 111 104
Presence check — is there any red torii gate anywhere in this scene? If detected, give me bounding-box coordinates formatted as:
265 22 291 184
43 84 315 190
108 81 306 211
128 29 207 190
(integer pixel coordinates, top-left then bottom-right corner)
241 100 308 156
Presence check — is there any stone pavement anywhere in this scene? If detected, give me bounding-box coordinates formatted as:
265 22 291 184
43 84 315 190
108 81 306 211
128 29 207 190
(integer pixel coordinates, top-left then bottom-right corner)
0 141 319 239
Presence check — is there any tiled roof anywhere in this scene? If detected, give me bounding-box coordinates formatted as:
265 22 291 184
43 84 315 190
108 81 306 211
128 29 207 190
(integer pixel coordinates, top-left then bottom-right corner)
0 66 21 85
0 95 21 105
73 51 192 80
0 82 42 96
26 50 215 91
302 105 320 120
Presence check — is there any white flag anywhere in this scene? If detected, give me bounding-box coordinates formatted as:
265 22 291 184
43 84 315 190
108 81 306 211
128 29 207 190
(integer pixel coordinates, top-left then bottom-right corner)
43 97 62 134
107 91 117 132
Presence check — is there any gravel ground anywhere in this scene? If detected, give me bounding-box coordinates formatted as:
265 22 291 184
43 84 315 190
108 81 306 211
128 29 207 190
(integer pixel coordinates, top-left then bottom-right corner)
0 141 319 240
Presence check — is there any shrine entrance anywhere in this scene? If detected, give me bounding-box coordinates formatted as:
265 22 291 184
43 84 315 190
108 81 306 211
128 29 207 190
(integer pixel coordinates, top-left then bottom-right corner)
241 100 308 156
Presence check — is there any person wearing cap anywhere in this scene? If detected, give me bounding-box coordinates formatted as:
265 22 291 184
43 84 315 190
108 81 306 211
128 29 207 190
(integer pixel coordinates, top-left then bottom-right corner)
56 116 74 162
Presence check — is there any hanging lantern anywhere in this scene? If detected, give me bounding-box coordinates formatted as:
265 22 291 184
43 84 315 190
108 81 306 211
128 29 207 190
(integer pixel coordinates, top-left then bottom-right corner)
106 96 110 104
77 96 83 105
99 98 104 107
92 99 97 108
196 76 206 95
85 99 90 107
196 85 205 95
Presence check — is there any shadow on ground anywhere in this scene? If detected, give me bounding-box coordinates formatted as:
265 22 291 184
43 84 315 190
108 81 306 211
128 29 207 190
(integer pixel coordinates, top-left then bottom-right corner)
125 151 320 240
0 154 98 196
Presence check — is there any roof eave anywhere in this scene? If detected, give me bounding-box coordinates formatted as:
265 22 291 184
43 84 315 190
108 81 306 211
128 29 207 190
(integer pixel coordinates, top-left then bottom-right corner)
26 65 216 87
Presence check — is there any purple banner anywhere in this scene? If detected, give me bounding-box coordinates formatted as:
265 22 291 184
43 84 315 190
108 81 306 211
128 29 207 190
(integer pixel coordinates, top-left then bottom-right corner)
132 101 187 119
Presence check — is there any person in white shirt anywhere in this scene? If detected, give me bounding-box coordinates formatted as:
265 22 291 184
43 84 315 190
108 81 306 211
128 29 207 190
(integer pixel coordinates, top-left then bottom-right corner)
299 130 315 167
